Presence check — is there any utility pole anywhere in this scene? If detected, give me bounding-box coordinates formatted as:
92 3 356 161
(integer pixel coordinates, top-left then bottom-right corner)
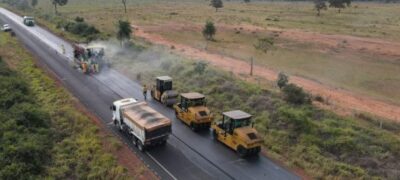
250 57 254 76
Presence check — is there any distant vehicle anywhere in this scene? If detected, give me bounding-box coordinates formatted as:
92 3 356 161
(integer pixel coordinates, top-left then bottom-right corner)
1 24 11 32
23 16 35 26
150 76 178 106
173 92 213 131
111 98 172 151
211 110 263 157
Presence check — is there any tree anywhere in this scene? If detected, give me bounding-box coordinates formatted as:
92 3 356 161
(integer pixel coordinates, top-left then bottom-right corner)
121 0 127 13
244 0 251 3
31 0 38 7
254 37 274 53
117 20 132 46
277 72 289 89
202 21 216 41
328 0 351 13
314 0 327 16
210 0 223 12
282 83 311 105
52 0 68 14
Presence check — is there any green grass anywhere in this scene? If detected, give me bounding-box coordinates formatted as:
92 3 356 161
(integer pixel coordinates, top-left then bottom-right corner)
0 32 133 179
12 0 400 104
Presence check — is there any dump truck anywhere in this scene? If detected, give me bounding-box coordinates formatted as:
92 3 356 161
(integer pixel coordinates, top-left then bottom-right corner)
73 44 105 74
111 98 172 151
211 110 263 157
23 16 35 26
150 76 178 106
173 92 213 131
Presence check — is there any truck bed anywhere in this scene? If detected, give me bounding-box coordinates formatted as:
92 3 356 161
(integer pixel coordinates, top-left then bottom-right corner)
122 102 171 131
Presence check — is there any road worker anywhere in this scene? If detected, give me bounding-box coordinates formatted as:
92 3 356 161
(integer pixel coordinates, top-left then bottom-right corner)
94 63 99 73
61 44 65 55
81 62 87 74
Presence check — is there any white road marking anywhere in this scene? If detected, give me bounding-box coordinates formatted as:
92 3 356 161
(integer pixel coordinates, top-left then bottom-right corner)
146 152 178 180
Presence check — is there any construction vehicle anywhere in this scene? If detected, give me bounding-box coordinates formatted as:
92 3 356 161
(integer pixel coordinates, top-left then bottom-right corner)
150 76 178 106
111 98 172 151
211 110 263 157
23 16 35 26
73 44 105 74
173 92 213 131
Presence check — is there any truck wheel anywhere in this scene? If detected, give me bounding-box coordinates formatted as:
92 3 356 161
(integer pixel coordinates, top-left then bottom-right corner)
237 145 248 158
137 141 145 152
212 130 218 141
190 123 198 132
132 136 137 146
118 123 123 132
175 111 179 119
205 123 211 130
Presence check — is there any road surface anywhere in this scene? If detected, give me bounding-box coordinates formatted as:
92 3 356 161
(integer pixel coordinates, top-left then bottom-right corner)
0 7 299 180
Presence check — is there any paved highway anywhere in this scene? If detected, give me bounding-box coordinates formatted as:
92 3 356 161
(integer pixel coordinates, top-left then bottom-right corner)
0 7 299 180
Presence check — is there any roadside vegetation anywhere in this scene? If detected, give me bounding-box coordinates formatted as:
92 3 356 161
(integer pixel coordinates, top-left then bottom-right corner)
0 31 139 179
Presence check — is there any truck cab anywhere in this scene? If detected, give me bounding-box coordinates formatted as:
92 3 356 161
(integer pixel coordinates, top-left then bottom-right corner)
23 16 35 26
111 98 137 128
111 98 172 151
211 110 263 157
173 92 213 131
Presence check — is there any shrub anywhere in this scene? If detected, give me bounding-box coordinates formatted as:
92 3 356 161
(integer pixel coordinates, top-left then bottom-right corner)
277 72 289 89
282 83 311 105
193 61 208 75
254 37 274 53
273 106 314 135
202 21 216 40
75 16 84 22
62 21 99 39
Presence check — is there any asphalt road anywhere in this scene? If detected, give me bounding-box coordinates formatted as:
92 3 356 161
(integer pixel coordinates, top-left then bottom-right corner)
0 7 299 180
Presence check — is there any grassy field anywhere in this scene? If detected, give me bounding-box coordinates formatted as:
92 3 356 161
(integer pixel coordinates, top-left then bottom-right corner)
16 0 400 105
33 0 400 40
0 31 152 179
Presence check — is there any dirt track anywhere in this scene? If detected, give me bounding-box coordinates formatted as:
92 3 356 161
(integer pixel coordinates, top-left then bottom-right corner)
134 25 400 122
